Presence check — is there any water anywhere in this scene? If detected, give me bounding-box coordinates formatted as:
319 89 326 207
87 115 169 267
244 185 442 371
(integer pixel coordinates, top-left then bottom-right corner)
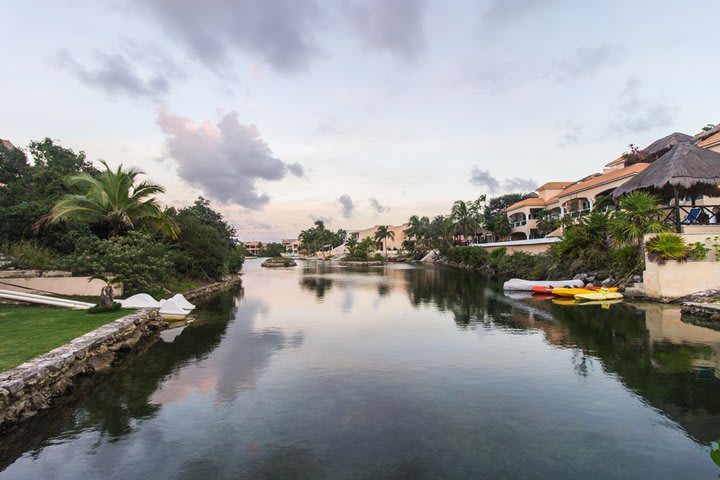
2 260 720 479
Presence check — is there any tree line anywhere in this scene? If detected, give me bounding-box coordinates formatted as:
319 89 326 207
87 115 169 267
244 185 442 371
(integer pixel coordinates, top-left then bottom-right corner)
0 139 244 295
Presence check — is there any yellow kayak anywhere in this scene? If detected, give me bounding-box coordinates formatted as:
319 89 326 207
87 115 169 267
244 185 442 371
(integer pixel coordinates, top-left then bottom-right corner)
552 298 577 306
574 292 624 301
551 287 594 297
576 299 623 309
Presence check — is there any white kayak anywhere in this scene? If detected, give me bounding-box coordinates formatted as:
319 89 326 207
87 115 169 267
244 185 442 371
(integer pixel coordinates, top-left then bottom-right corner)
503 278 585 291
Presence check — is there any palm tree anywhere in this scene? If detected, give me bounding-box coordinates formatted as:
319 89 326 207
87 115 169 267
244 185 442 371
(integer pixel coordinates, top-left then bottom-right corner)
345 236 358 257
450 200 480 244
46 161 178 238
608 191 668 247
374 225 395 259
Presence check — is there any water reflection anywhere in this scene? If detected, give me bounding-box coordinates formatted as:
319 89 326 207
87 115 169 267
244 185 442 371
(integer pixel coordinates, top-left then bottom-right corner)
152 297 303 404
3 264 720 478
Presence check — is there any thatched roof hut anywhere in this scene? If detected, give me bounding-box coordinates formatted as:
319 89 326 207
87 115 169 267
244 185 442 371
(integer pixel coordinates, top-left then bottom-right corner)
612 143 720 231
642 132 692 157
613 143 720 198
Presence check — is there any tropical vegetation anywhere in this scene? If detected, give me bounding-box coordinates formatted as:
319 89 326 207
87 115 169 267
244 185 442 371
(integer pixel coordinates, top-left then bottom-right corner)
298 220 346 254
0 139 244 295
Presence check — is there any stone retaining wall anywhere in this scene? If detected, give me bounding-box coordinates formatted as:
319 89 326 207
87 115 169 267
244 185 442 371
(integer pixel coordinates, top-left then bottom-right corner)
680 302 720 326
183 274 242 301
0 308 165 432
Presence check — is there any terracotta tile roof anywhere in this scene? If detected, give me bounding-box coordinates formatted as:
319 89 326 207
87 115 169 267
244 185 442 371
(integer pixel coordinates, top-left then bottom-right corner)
537 181 573 191
505 197 547 211
698 131 720 148
558 163 650 198
0 139 15 150
545 195 560 206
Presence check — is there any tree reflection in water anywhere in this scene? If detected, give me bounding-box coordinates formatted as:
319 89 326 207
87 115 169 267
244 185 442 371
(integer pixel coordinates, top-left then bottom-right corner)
402 265 720 444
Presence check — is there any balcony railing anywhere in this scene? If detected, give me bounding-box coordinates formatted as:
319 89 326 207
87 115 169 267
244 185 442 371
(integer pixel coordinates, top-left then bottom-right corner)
563 208 592 218
511 220 527 227
661 205 720 226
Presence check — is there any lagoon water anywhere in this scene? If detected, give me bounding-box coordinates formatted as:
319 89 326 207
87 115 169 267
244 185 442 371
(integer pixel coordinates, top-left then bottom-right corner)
2 260 720 479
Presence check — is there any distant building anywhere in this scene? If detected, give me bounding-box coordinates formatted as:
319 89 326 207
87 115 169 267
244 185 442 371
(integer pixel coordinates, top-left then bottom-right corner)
243 241 261 256
349 224 409 251
0 139 16 150
281 238 300 254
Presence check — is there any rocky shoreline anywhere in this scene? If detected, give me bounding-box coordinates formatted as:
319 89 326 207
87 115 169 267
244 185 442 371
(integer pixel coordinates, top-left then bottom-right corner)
0 274 243 432
338 260 384 266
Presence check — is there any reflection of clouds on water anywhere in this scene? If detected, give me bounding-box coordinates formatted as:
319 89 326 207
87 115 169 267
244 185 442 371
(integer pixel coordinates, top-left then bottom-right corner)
341 285 353 313
151 299 303 405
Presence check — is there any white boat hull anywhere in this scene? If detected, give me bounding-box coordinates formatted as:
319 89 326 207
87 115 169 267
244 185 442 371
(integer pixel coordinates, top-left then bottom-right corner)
503 278 584 291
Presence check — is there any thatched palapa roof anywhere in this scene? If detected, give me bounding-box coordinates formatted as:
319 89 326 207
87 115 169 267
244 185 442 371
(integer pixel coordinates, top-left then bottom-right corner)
612 142 720 198
642 132 692 157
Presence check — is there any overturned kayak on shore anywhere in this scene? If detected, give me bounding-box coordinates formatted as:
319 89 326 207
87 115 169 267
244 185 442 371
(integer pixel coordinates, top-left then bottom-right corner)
503 278 584 291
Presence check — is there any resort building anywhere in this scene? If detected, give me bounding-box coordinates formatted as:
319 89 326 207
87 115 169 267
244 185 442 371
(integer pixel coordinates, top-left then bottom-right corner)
696 124 720 153
243 241 261 256
504 127 720 241
506 163 651 240
281 238 300 254
0 139 16 150
349 224 410 251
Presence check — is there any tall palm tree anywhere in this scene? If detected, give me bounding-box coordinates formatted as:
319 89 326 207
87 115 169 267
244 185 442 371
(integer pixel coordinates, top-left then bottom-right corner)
46 160 178 238
450 200 480 244
608 191 668 247
374 225 395 259
345 236 358 257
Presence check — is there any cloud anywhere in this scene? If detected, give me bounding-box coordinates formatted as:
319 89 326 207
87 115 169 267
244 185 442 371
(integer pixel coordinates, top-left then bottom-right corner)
156 110 302 209
482 0 561 33
56 50 170 98
132 0 324 73
560 122 584 145
610 79 678 134
369 197 389 213
554 44 623 80
337 194 354 218
470 167 500 192
503 177 537 192
343 0 426 61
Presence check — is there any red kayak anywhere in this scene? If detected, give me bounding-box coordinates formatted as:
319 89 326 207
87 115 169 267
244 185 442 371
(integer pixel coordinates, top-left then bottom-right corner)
531 286 554 295
531 293 555 301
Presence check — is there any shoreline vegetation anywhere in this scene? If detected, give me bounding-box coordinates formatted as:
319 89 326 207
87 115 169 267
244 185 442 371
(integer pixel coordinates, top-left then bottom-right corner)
0 139 245 299
295 191 669 291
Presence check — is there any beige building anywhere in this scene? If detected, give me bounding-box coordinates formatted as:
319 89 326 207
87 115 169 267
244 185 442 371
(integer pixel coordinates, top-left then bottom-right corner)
281 239 300 254
243 241 261 256
506 163 651 240
349 224 409 251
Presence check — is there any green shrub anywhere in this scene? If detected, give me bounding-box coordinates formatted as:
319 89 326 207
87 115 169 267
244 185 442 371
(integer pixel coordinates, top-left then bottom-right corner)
688 242 709 261
445 246 490 267
646 233 688 264
65 231 173 294
3 241 60 270
87 302 122 314
373 253 384 261
612 245 642 276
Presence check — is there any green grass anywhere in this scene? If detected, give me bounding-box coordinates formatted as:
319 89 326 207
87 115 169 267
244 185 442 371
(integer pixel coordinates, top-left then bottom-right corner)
0 305 130 372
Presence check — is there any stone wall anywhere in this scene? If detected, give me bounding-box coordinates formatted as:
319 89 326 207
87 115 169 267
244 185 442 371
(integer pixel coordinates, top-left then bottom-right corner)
681 302 720 330
0 309 164 432
183 274 242 302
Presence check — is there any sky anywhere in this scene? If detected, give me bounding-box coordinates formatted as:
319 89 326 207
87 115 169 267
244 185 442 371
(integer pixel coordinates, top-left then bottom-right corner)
1 0 718 241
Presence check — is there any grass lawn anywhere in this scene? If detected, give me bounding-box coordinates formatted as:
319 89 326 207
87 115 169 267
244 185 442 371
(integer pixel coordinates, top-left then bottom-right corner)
0 305 130 372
